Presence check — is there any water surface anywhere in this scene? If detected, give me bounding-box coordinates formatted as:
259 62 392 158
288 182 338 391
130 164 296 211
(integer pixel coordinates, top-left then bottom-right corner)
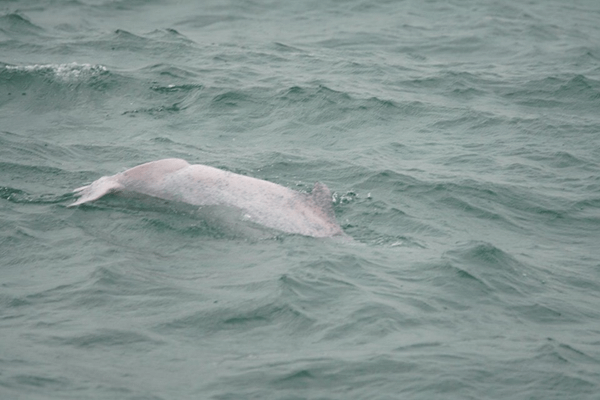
1 1 600 399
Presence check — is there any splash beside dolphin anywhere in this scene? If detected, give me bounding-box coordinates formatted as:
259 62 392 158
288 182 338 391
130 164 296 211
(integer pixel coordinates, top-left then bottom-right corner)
69 158 345 238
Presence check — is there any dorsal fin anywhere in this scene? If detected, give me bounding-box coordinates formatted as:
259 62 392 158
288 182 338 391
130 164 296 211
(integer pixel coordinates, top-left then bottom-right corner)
310 182 336 222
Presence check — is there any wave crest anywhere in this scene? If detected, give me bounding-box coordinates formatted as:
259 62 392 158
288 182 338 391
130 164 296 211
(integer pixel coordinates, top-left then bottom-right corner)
3 62 108 81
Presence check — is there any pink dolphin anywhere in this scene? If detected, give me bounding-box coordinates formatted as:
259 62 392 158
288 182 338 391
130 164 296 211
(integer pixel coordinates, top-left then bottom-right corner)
69 158 344 238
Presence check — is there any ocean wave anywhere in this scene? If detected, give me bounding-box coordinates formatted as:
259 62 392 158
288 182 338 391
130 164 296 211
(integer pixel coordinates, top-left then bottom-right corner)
0 13 44 37
51 328 164 350
63 28 200 59
501 74 600 111
143 63 201 81
146 28 196 44
157 297 314 338
2 62 108 81
0 62 124 113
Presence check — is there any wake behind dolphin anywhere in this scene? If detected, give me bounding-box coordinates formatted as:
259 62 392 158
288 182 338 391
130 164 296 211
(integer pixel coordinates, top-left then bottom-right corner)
69 158 345 238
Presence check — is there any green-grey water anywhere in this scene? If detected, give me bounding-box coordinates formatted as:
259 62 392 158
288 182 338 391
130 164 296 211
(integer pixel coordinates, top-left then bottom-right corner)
2 1 600 399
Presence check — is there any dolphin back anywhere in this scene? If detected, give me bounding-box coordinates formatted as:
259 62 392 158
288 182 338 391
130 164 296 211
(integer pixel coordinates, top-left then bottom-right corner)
69 159 346 238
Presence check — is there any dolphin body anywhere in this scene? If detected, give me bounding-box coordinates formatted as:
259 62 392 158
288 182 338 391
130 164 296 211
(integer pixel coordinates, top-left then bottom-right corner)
69 158 344 238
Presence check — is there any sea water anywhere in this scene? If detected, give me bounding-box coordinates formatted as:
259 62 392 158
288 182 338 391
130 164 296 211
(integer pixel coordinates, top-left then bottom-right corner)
1 1 600 399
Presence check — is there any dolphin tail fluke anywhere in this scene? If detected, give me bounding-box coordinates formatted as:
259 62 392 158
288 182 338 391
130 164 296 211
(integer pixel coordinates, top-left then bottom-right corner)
68 176 123 207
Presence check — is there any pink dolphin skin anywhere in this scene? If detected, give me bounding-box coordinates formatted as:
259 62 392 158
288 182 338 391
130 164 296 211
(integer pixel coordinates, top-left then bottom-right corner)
69 158 345 238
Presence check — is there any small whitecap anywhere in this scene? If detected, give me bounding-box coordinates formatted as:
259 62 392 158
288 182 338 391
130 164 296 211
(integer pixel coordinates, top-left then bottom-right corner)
3 62 108 81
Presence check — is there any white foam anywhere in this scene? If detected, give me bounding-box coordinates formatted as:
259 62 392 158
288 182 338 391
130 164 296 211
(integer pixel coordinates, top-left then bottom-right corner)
4 62 108 80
